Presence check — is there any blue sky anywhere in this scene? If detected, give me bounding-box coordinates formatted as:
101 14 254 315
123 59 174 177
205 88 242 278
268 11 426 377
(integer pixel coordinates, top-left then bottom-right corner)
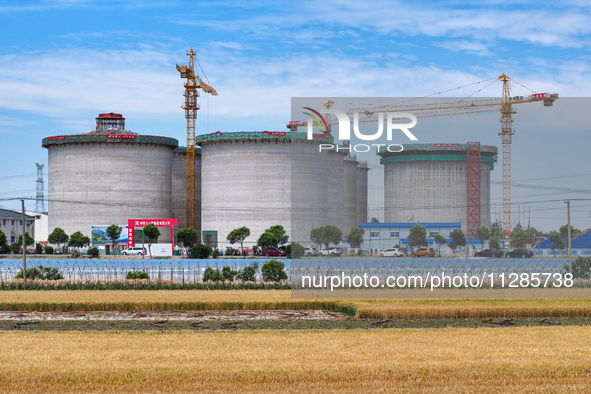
0 0 590 232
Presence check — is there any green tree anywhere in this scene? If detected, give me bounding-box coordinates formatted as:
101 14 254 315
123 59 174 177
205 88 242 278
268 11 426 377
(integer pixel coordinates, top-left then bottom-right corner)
35 243 43 254
490 220 502 238
221 265 238 282
236 264 256 282
370 217 380 223
48 227 69 253
17 232 34 251
565 257 591 279
346 227 365 249
489 237 500 250
512 229 528 248
310 225 342 250
202 267 222 282
433 234 447 256
68 231 90 250
560 224 581 237
15 265 64 280
87 247 100 258
10 243 21 254
0 230 9 254
227 226 250 255
448 229 466 256
105 224 122 256
188 244 212 259
549 233 566 257
407 224 428 252
177 227 198 249
268 225 289 246
143 224 161 258
290 243 305 258
261 260 288 282
126 270 148 279
512 222 524 234
475 226 490 251
258 225 289 250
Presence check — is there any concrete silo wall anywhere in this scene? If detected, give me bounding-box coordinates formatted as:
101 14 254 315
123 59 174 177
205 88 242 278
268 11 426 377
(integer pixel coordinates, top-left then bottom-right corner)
327 151 345 235
47 141 174 237
200 139 292 248
291 141 329 245
343 156 359 234
356 163 369 229
384 160 468 229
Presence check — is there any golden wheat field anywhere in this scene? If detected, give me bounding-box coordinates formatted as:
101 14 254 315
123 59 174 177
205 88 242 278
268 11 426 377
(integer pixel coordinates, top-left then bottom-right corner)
1 290 591 318
0 328 590 392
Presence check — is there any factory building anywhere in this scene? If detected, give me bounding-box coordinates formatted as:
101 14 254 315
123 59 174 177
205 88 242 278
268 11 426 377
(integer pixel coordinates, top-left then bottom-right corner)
378 143 497 237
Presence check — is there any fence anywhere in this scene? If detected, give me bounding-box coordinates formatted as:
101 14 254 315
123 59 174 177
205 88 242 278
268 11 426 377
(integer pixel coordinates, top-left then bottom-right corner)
0 258 578 285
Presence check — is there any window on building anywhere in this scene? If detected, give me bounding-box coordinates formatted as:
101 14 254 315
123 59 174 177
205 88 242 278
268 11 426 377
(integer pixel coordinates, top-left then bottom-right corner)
430 231 439 236
390 231 400 237
370 232 379 238
19 220 22 226
11 220 14 226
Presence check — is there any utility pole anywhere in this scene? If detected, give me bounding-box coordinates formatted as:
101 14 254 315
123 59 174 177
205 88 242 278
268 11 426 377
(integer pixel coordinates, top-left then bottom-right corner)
21 199 27 287
566 200 572 274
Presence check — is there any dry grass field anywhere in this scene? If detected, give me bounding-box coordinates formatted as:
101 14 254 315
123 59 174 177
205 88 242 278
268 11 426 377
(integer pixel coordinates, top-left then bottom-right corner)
1 328 590 392
1 290 591 318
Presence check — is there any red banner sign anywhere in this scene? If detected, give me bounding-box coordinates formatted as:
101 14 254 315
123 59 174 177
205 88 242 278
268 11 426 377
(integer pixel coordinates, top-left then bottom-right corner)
107 134 136 139
484 145 496 149
48 136 66 140
127 219 178 248
263 131 286 136
313 133 330 139
434 143 460 147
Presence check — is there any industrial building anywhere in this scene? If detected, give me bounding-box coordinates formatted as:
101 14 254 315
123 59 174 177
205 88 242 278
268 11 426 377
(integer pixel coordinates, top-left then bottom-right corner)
0 209 36 245
378 143 497 238
360 222 462 253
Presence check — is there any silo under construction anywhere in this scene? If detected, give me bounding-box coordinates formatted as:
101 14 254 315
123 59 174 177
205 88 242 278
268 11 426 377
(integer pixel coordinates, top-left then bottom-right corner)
379 143 497 237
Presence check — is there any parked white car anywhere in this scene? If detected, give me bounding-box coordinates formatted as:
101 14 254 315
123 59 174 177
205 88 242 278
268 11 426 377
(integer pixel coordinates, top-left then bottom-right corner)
379 248 404 257
121 247 146 256
303 246 318 256
317 247 342 257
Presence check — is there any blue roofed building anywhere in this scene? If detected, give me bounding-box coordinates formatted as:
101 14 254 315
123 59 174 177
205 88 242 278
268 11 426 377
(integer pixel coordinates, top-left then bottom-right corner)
535 231 591 256
360 222 485 254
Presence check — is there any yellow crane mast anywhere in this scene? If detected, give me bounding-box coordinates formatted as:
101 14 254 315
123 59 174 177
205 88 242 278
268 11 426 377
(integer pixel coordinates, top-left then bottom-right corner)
177 48 218 229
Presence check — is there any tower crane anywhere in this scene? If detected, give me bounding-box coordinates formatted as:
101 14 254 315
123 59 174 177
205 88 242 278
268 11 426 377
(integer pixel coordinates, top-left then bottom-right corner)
177 48 218 229
291 74 558 246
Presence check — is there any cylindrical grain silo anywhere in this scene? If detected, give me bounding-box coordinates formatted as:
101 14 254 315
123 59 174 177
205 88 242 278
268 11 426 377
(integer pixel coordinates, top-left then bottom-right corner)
379 143 497 235
42 113 178 239
290 135 329 245
197 131 332 249
172 147 201 236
